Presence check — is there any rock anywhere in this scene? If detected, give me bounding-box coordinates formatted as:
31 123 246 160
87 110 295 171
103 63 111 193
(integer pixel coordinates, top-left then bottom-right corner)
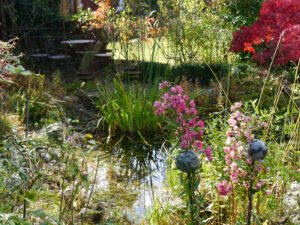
64 95 79 103
46 122 65 145
79 207 105 224
283 181 300 224
175 150 200 173
43 153 51 163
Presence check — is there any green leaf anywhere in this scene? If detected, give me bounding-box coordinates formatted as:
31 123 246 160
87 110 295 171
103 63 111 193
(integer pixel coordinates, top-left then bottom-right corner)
32 209 47 219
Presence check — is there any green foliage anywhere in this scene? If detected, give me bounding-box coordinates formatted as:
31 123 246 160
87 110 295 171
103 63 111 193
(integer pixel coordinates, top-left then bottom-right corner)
203 100 299 224
158 0 232 63
1 0 63 38
138 61 229 86
95 79 164 140
173 63 229 86
224 0 264 27
0 214 31 225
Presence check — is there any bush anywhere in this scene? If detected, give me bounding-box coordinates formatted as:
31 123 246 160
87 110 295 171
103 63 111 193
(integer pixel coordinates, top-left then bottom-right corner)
172 63 229 86
138 62 229 86
231 0 300 66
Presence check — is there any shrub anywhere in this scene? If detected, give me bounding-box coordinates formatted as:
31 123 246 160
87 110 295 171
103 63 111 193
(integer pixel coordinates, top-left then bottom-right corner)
231 0 300 65
138 62 229 86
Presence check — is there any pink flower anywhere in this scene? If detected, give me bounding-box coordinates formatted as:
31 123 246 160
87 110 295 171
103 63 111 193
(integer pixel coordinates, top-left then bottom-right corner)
154 82 212 164
159 81 170 89
224 147 230 153
231 172 239 183
217 180 232 196
175 85 184 94
230 102 242 111
226 130 233 137
255 180 265 190
246 159 252 165
202 147 213 161
265 190 272 195
170 87 177 93
153 101 161 108
231 162 237 171
228 117 237 127
196 141 204 150
197 120 205 127
190 108 198 115
180 140 189 148
225 155 231 165
189 100 195 108
238 168 247 178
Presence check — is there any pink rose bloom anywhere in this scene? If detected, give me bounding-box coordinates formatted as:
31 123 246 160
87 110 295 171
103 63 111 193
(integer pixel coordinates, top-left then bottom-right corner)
198 130 204 136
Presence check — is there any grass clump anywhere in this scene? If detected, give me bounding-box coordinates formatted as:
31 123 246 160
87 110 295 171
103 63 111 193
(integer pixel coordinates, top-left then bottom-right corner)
95 79 164 142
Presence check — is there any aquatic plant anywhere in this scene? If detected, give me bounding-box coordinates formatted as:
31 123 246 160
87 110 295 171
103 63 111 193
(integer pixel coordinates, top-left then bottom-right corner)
96 79 163 142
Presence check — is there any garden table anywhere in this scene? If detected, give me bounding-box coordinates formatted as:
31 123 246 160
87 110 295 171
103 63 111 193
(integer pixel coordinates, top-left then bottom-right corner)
61 40 95 45
95 53 113 57
29 53 48 58
48 54 71 59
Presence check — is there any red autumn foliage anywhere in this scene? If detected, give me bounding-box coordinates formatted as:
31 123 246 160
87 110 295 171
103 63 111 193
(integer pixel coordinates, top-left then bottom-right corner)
230 0 300 66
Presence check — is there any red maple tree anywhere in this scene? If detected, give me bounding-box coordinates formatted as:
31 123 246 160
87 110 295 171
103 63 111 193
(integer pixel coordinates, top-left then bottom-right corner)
230 0 300 66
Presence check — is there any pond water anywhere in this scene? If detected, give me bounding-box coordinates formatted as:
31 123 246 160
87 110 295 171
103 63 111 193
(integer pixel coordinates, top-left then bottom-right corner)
87 141 168 223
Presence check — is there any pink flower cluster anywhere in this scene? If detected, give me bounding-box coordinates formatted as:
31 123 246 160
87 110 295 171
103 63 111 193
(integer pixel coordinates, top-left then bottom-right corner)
154 81 212 161
217 102 267 196
154 85 197 116
217 180 232 196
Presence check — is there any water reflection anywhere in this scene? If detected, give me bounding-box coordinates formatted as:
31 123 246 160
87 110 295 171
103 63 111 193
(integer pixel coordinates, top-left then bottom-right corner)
89 141 167 222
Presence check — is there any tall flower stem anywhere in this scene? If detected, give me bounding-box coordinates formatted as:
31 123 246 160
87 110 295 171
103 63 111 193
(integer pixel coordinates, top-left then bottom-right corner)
187 172 197 225
23 90 29 220
247 161 255 225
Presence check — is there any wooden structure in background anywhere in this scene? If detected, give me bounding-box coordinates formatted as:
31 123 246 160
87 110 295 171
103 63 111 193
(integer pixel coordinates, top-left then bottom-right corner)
60 0 80 15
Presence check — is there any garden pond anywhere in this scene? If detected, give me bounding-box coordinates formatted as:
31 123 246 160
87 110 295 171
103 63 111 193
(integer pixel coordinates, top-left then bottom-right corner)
84 141 172 223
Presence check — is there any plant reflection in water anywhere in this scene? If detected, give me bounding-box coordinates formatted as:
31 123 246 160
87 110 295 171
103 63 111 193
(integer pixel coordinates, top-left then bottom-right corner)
88 140 167 222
